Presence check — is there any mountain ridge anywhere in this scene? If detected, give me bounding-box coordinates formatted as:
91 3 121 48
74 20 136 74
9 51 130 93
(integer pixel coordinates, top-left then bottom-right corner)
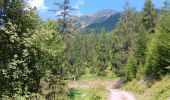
72 9 121 32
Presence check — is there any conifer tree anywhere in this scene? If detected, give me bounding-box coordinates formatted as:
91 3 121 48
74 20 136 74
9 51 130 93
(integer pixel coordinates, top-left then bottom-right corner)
161 0 170 16
50 0 74 36
142 0 157 32
114 2 140 76
144 1 170 78
126 51 137 80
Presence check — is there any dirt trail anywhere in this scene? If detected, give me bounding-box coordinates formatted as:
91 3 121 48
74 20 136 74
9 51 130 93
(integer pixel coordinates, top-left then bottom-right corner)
68 78 136 100
108 89 136 100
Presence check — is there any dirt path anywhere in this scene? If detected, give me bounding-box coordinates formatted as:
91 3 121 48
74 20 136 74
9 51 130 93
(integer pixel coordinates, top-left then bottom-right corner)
68 78 137 100
108 89 136 100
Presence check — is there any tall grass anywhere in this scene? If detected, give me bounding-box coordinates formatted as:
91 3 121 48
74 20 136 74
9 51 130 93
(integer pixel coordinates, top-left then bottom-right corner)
68 88 108 100
122 74 170 100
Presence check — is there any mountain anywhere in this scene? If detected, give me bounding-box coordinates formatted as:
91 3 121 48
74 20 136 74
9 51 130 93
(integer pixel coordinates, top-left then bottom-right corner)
72 9 121 33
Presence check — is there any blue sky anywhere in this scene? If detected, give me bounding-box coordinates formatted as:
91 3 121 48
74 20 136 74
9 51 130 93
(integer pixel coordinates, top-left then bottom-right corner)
26 0 168 19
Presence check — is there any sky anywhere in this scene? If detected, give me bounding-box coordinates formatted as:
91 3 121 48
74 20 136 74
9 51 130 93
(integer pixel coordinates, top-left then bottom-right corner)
26 0 169 19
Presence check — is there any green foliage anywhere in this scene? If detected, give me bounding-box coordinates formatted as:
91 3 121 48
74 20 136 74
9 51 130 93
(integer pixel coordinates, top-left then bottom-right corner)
2 93 46 100
122 1 170 99
1 0 170 99
65 30 117 79
162 0 170 14
136 63 145 80
134 30 149 79
146 75 170 100
122 75 170 100
0 0 41 96
54 0 75 35
68 88 89 100
25 20 68 99
96 31 111 76
122 79 149 94
144 10 170 78
113 3 141 77
126 51 137 80
135 29 148 65
142 0 158 32
68 88 107 100
144 34 159 77
0 1 66 98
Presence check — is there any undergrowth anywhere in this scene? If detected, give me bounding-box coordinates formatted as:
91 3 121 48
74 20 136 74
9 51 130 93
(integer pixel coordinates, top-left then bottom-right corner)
121 74 170 100
68 88 108 100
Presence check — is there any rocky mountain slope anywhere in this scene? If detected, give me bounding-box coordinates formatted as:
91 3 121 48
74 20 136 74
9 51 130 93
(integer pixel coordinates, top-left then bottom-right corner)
72 9 121 32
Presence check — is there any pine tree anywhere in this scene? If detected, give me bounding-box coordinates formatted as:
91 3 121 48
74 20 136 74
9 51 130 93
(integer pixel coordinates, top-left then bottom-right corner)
114 2 140 76
50 0 74 36
96 30 107 76
142 0 157 32
134 25 148 74
134 0 157 79
126 51 137 80
144 2 170 78
163 0 170 11
161 0 170 16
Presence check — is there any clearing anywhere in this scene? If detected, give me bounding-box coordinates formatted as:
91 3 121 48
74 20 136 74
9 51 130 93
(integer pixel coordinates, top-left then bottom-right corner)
68 77 136 100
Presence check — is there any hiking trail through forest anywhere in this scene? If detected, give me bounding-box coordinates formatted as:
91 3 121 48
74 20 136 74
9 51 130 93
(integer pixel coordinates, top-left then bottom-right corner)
68 78 136 100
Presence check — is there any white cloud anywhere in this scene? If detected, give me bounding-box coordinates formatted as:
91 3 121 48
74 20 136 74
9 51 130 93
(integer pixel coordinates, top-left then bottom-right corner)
56 10 64 16
74 0 84 9
74 0 84 16
28 0 47 10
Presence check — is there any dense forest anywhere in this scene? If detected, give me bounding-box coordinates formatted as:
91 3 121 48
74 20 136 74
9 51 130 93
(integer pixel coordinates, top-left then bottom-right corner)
0 0 170 100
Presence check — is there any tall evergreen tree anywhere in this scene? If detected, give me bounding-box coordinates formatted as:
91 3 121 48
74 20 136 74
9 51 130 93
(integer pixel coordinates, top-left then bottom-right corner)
161 0 170 16
163 0 170 10
126 51 137 80
144 2 170 78
50 0 74 36
114 2 140 76
142 0 157 32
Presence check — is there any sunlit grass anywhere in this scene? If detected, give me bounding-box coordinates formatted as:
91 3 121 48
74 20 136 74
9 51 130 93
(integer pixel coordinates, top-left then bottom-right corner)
122 74 170 100
79 73 118 81
68 88 108 100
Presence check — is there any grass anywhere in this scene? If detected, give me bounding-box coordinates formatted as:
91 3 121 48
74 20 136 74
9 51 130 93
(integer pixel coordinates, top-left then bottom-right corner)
67 73 118 100
121 74 170 100
68 88 89 100
68 88 108 100
79 74 98 81
79 73 118 81
143 75 170 100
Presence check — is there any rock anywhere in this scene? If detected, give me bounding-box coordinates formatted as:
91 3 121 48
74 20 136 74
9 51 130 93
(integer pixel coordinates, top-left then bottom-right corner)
112 78 126 88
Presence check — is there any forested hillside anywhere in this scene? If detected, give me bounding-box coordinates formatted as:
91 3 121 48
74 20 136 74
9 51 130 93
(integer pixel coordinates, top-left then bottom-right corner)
0 0 170 100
